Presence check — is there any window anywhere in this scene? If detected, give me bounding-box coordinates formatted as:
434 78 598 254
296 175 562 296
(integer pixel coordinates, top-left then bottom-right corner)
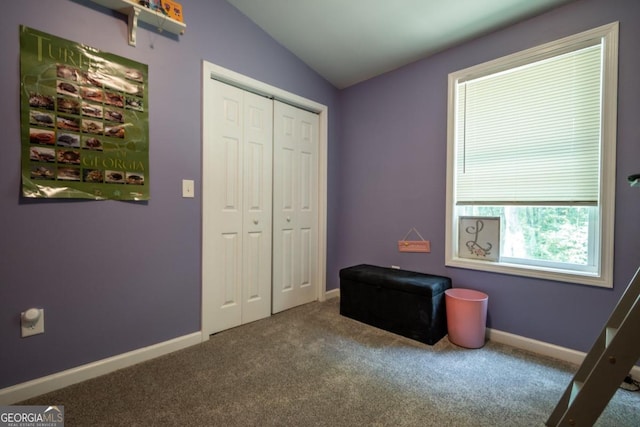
445 23 618 287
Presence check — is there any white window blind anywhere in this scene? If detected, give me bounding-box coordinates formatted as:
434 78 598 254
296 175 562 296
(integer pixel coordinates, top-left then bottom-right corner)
455 43 603 205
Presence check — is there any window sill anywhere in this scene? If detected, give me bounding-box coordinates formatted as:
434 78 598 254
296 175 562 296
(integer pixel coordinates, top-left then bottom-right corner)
445 257 612 288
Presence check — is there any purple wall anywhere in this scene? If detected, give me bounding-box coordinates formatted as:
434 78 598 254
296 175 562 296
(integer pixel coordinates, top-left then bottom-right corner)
336 0 640 352
3 0 639 392
0 0 339 388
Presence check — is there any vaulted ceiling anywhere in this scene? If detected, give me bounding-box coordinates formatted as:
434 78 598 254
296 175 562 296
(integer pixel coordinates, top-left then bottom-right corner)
226 0 576 89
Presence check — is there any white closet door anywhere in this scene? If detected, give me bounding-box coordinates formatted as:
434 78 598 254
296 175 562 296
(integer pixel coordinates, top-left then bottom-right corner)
241 91 273 324
272 101 319 313
202 79 272 335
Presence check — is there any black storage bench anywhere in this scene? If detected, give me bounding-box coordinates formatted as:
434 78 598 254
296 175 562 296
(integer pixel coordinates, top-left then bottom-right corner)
339 264 451 345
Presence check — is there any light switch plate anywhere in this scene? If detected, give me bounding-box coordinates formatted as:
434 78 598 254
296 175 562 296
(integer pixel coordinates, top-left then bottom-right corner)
182 179 195 198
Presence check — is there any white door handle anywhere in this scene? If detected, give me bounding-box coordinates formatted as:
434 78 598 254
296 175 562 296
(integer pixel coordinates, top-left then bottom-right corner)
253 219 259 225
286 216 291 222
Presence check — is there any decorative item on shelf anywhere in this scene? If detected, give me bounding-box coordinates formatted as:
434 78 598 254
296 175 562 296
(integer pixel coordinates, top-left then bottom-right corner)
139 0 163 12
88 0 186 46
161 0 183 22
149 0 166 14
398 227 431 253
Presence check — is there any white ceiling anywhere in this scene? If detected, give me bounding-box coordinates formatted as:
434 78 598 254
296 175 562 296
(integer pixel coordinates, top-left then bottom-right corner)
226 0 575 89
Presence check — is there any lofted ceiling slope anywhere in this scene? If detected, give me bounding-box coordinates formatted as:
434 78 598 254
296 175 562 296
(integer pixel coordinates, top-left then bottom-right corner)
226 0 576 89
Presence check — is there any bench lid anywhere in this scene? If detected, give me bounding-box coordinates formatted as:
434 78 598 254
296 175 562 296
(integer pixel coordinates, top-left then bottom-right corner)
339 264 451 296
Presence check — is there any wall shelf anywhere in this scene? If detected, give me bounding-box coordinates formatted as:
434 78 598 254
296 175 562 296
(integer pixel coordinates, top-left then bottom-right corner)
90 0 185 47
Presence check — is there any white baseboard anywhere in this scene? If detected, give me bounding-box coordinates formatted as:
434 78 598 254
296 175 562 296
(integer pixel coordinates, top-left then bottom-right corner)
324 289 637 376
487 328 587 365
325 288 340 300
4 315 636 405
2 293 340 405
0 331 202 405
487 328 640 378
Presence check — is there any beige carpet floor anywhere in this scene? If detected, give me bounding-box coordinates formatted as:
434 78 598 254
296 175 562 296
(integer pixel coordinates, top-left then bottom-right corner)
20 298 640 426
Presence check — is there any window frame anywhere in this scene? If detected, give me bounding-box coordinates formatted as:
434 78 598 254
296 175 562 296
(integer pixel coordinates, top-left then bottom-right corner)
445 22 618 288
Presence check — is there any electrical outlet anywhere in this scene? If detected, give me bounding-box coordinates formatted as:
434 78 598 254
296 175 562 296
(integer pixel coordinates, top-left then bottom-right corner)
21 308 44 338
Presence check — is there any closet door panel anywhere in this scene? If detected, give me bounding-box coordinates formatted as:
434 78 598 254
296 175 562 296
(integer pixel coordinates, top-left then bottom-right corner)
203 81 244 334
300 227 312 288
241 93 272 325
297 116 317 295
221 232 241 307
273 101 319 313
203 79 272 334
276 229 295 293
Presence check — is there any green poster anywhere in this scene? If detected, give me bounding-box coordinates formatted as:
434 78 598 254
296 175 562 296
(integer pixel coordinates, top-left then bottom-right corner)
20 25 149 200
